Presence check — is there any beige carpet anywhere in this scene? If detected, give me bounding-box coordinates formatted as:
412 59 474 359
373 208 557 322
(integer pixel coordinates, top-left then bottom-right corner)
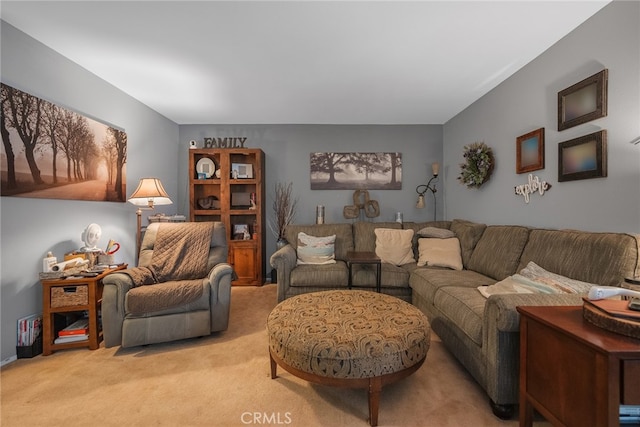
1 284 549 427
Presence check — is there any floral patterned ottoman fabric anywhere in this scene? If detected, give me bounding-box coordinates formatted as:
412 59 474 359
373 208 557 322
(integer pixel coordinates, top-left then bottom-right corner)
267 290 430 379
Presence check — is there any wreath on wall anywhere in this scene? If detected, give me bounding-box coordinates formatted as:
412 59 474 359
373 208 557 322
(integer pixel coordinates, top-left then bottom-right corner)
457 142 495 188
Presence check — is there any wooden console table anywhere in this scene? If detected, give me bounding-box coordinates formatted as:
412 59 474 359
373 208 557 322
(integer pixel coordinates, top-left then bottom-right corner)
41 265 126 355
518 305 640 427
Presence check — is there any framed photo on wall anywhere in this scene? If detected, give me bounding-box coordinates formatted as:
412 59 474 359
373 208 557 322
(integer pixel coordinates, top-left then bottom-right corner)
557 69 608 131
516 127 545 174
558 130 607 182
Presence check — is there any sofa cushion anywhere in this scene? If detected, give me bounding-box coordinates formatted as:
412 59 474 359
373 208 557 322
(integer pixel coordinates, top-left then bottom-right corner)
467 225 530 281
410 268 495 304
417 237 463 270
450 219 487 267
374 228 415 266
417 227 456 239
434 286 486 346
353 221 400 252
289 261 349 288
284 224 353 260
296 232 336 265
517 229 640 286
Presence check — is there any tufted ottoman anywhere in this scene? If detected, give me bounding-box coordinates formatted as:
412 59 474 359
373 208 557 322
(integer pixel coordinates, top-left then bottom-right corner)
267 290 430 426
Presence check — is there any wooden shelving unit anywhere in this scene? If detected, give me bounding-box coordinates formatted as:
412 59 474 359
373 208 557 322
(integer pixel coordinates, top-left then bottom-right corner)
189 148 265 286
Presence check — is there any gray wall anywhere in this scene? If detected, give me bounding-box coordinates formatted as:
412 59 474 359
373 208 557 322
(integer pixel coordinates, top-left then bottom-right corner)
178 124 444 262
443 1 640 233
0 22 179 362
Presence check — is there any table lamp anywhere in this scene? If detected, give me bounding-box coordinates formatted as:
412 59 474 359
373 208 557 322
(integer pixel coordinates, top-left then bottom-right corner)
128 178 172 258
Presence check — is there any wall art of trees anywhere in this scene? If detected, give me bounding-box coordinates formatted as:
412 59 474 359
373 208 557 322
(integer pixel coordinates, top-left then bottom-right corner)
310 152 402 190
1 83 127 202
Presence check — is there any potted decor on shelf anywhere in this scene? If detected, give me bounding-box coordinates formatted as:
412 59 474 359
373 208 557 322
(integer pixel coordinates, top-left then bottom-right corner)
269 181 298 249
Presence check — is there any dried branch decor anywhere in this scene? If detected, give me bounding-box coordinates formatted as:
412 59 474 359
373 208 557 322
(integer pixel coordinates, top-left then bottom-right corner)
269 182 298 242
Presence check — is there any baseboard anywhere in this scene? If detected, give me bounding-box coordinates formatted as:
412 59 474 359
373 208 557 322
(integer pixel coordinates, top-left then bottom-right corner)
1 355 17 367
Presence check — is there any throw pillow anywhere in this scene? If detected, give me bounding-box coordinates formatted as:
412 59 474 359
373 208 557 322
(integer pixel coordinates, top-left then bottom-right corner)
374 228 415 266
417 227 455 239
296 232 336 265
417 238 463 270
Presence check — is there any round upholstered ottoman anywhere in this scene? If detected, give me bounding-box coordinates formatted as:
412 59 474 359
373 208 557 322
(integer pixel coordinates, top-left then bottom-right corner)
267 290 430 426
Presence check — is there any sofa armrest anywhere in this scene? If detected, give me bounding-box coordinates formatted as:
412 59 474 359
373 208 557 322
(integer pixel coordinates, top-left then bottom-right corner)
206 263 234 332
481 292 585 405
484 293 585 333
102 272 134 348
270 244 297 302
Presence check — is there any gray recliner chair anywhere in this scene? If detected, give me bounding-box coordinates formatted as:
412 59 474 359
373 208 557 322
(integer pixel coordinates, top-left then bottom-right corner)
102 221 234 348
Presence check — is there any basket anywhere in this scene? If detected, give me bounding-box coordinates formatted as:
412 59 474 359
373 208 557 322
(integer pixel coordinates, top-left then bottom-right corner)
51 285 88 308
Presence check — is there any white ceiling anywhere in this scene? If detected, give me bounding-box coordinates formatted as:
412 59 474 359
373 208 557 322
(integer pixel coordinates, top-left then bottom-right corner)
1 1 610 125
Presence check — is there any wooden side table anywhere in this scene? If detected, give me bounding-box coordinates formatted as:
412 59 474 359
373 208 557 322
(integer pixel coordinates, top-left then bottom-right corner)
518 305 640 427
346 251 381 293
41 265 126 355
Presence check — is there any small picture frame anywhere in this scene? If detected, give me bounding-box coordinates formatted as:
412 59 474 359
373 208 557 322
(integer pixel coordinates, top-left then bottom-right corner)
233 224 250 240
558 69 608 131
231 163 253 179
558 130 607 182
516 127 545 174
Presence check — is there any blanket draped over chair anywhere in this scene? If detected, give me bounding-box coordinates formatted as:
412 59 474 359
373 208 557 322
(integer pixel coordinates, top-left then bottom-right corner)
123 222 214 315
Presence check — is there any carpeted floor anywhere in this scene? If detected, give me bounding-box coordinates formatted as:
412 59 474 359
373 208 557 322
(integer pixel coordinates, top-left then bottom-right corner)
1 284 550 426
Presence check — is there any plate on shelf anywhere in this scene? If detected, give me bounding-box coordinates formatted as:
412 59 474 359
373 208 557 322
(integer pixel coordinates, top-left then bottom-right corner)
196 158 216 178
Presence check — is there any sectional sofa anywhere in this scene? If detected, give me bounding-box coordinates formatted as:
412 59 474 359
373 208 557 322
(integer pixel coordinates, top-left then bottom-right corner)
270 219 640 418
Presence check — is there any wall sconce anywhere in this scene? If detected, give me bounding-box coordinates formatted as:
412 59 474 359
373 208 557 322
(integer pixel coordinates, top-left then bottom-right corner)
128 178 172 259
415 163 439 221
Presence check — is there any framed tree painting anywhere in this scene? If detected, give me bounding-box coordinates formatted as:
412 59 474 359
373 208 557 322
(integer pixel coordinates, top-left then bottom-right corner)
310 152 401 190
1 83 127 202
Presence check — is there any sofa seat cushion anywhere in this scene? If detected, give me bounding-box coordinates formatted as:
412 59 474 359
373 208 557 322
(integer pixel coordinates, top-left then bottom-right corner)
433 286 486 346
409 268 495 303
351 263 411 289
289 261 349 288
125 282 210 317
467 225 531 280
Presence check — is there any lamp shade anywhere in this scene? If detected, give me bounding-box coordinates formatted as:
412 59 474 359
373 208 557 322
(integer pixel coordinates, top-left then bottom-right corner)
128 178 172 207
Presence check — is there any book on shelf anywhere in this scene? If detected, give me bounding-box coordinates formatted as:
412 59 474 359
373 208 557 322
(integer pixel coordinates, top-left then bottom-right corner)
54 334 88 344
58 318 89 337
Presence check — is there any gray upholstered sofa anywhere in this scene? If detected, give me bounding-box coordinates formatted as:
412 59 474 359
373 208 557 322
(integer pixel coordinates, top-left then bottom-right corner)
408 219 640 418
270 221 445 303
271 219 640 418
102 222 234 348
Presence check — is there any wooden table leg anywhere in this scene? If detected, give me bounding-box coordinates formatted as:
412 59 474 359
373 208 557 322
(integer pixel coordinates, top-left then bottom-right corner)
368 376 382 426
269 350 278 379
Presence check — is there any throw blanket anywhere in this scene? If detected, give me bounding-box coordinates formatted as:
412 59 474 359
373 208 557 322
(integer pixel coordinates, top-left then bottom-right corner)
124 222 214 315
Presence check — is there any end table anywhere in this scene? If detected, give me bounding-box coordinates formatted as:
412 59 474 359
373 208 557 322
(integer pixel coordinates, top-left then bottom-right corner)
41 264 126 355
346 251 382 293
